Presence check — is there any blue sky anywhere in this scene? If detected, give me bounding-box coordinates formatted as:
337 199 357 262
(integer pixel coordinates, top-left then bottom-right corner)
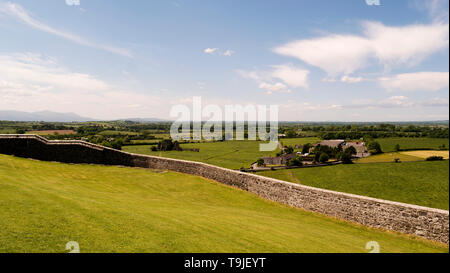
0 0 448 121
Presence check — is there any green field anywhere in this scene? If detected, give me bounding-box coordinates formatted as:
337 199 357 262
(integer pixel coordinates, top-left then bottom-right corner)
123 140 283 169
376 137 449 152
98 130 140 136
123 138 319 169
0 154 447 253
260 161 449 210
279 137 321 147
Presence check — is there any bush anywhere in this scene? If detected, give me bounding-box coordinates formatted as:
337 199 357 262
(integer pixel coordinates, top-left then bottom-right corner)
339 152 353 164
256 158 265 167
318 153 329 163
426 156 444 161
287 156 303 167
368 141 382 155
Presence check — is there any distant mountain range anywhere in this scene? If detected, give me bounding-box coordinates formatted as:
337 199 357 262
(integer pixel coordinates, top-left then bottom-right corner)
0 111 169 123
0 111 94 122
117 117 168 122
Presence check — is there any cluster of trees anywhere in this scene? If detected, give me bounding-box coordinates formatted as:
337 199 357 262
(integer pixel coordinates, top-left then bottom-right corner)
279 123 449 139
426 156 444 161
85 135 125 150
313 144 357 164
151 139 182 151
367 141 382 154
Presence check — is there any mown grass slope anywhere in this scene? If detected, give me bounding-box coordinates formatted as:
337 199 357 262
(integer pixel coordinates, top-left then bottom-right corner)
0 154 446 253
260 161 449 210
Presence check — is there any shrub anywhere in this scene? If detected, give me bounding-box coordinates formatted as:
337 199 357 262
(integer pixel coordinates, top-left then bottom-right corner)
339 152 353 164
426 156 444 161
287 156 303 167
368 141 382 155
256 158 265 167
318 153 329 163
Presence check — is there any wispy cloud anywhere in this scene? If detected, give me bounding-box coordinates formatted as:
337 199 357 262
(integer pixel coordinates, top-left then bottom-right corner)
204 48 235 56
0 2 132 57
223 50 235 56
237 64 309 94
274 21 449 76
0 52 170 119
379 72 449 92
204 48 219 54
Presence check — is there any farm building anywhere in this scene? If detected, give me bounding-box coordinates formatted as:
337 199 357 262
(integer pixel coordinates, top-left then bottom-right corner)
261 154 297 166
315 139 368 158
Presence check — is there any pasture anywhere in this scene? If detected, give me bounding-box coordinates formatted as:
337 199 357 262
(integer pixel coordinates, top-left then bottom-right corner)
376 137 449 152
123 138 320 169
279 137 321 147
0 154 446 253
259 161 449 210
123 140 283 169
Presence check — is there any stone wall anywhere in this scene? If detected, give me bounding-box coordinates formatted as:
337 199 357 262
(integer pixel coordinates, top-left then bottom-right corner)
1 134 448 244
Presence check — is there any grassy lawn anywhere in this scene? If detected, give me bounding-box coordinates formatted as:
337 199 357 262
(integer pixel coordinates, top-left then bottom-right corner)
0 154 447 253
123 140 281 169
259 161 449 210
377 137 449 152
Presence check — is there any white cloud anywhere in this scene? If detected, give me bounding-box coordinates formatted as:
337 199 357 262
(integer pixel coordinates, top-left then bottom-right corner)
421 97 449 107
0 53 109 91
0 2 132 57
271 65 309 88
237 64 309 93
236 69 261 81
379 72 449 92
412 0 449 23
340 75 364 83
273 21 449 76
223 50 235 56
274 35 371 76
364 22 449 67
259 82 291 94
0 53 169 119
379 96 413 108
204 48 219 54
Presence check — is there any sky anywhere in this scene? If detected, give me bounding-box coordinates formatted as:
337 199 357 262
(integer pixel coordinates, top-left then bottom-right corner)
0 0 448 121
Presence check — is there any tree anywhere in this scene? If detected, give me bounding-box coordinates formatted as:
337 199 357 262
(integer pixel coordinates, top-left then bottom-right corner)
318 153 329 163
394 144 401 152
256 158 265 167
283 146 294 154
285 130 297 138
368 141 382 155
339 151 353 164
287 156 303 167
345 146 357 156
302 143 311 154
